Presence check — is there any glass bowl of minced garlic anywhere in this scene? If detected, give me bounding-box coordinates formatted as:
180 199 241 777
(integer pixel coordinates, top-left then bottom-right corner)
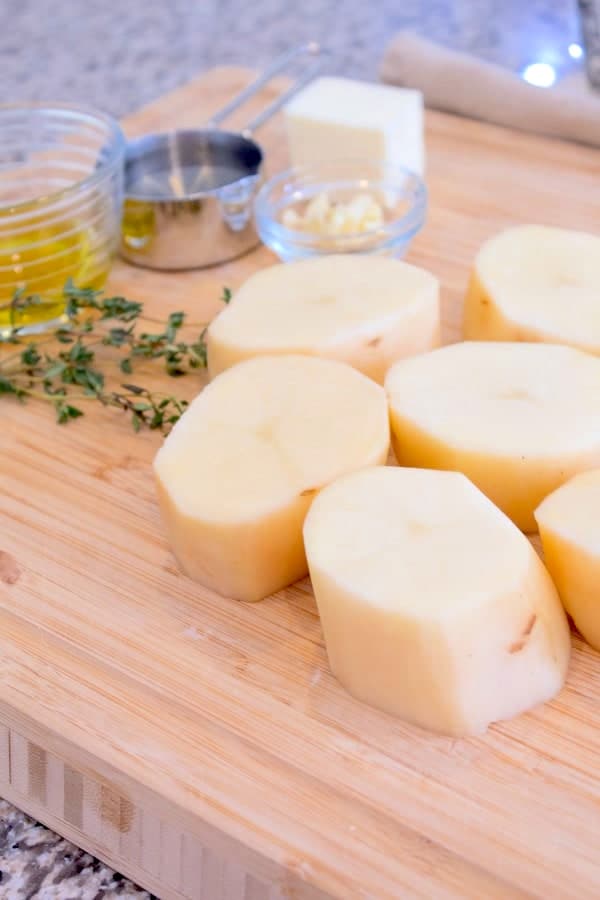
254 159 427 261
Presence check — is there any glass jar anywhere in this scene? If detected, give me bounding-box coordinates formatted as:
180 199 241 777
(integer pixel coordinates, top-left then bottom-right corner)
0 103 125 336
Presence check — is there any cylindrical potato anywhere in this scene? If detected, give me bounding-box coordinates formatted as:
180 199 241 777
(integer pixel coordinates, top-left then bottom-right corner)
304 467 570 736
206 255 440 384
385 342 600 532
154 355 390 602
536 470 600 651
464 225 600 355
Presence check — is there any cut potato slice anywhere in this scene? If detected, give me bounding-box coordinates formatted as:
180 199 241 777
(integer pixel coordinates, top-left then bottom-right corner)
304 467 570 736
464 225 600 355
385 342 600 532
154 355 389 602
206 255 440 383
535 470 600 651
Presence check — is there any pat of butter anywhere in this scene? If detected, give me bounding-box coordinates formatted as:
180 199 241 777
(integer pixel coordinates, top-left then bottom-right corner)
284 76 425 175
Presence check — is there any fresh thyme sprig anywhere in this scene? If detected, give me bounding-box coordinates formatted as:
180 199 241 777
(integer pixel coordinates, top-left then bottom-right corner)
0 280 230 432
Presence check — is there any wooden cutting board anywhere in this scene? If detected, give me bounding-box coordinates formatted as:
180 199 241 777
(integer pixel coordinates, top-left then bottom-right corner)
1 66 600 900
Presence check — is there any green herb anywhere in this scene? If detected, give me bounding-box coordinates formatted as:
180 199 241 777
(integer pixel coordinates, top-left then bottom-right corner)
0 280 230 433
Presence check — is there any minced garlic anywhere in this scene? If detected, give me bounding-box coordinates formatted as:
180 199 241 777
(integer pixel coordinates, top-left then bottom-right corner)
282 191 384 236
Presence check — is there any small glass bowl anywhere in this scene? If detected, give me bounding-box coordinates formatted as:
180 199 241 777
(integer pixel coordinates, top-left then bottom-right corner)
254 159 427 262
0 103 125 336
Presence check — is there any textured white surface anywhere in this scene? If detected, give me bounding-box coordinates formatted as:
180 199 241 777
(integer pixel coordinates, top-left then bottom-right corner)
3 0 583 117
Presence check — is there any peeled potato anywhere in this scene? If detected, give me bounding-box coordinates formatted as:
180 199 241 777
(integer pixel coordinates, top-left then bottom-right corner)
385 342 600 532
464 225 600 355
535 470 600 651
154 355 389 602
206 255 440 383
304 467 570 736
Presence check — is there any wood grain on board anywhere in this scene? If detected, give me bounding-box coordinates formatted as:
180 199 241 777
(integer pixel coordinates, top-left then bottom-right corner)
1 66 600 900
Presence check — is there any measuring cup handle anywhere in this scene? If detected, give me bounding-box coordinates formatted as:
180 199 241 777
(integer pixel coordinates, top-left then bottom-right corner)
242 52 328 135
207 43 327 133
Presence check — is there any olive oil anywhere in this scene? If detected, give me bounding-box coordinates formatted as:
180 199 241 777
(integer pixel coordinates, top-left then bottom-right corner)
121 199 156 253
0 205 110 334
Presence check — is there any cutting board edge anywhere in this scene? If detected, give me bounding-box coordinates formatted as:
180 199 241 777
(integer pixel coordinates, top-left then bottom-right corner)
0 699 331 900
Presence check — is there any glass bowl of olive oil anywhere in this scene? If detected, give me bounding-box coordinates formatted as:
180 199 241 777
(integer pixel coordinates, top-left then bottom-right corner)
0 103 125 336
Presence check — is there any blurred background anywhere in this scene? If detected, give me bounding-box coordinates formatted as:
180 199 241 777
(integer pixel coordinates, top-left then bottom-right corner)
3 0 592 117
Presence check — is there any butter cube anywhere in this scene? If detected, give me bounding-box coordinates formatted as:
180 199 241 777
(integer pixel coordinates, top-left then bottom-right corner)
284 76 425 175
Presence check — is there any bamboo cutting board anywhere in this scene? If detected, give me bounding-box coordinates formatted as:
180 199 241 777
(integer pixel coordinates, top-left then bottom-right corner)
1 67 600 900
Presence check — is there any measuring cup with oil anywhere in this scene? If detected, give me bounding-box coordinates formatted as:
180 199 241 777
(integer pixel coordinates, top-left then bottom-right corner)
121 43 325 270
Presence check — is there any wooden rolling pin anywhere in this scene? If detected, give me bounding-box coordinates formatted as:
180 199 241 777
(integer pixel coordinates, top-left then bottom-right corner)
381 32 600 147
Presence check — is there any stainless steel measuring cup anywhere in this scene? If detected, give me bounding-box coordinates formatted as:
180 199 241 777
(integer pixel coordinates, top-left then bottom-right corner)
120 44 324 270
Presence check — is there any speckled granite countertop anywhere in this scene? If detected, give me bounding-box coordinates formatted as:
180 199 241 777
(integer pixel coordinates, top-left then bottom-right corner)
3 0 584 117
0 1 587 898
0 801 150 899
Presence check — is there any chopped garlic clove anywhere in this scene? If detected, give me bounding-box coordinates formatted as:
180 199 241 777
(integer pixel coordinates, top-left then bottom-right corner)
281 190 385 237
